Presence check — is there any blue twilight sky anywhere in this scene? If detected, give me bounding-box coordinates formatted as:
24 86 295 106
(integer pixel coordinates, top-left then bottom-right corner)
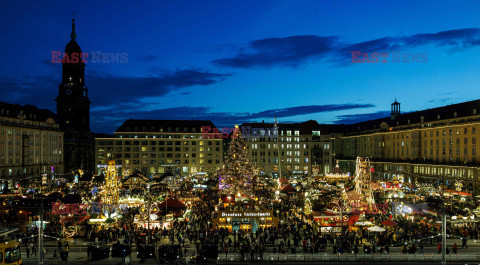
1 0 480 133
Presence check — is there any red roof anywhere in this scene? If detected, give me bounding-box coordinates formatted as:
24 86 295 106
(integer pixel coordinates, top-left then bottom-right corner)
346 190 362 201
381 220 397 226
281 184 297 193
220 195 235 203
279 178 289 184
158 198 186 209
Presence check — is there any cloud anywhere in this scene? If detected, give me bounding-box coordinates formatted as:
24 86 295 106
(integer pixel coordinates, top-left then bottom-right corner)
213 28 480 68
87 69 231 106
141 54 161 62
0 69 231 111
0 75 58 110
334 111 391 124
428 98 454 103
91 103 375 133
212 35 339 68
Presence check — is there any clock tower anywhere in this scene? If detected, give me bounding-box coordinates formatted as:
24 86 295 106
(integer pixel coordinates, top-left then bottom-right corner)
55 14 95 176
56 15 90 131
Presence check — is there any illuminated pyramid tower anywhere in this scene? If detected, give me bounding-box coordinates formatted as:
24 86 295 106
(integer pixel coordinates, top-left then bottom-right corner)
355 157 375 209
104 160 119 204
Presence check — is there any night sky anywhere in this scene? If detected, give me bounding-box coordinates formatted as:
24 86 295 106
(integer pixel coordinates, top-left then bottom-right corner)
1 0 480 133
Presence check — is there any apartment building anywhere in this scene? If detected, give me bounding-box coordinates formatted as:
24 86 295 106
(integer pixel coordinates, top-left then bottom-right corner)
336 99 480 194
95 120 223 176
0 102 64 179
240 120 333 176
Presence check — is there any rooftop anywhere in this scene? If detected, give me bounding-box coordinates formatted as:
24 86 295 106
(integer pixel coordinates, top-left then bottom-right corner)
115 119 218 133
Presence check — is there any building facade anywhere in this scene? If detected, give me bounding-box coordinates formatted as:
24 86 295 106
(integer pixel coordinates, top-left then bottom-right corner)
0 103 64 181
335 99 480 195
95 120 224 177
240 120 333 176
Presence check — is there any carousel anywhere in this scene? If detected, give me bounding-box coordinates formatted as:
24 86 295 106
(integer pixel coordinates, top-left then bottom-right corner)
324 161 350 182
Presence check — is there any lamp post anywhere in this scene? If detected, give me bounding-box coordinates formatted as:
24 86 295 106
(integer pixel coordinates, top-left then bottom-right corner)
332 198 349 237
442 174 446 265
147 184 151 244
38 179 44 265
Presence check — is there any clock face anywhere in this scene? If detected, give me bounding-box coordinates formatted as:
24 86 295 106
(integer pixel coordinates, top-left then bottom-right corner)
66 89 72 95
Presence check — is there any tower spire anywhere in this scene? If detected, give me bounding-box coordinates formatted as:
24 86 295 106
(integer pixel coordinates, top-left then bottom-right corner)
70 12 77 41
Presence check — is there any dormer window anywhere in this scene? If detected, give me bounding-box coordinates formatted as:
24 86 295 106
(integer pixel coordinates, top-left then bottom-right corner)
474 109 477 115
437 115 441 120
454 112 457 118
421 116 424 123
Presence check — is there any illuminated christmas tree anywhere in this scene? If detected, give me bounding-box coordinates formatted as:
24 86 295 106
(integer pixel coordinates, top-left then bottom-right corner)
220 126 254 196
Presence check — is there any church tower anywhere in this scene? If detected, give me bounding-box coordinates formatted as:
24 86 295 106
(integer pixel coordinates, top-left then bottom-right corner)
56 14 90 132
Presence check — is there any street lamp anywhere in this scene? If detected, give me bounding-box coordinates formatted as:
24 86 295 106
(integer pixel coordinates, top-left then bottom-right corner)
442 174 446 265
147 184 151 244
332 197 350 237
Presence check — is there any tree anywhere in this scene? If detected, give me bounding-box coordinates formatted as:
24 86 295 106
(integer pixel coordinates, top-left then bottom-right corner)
219 126 254 196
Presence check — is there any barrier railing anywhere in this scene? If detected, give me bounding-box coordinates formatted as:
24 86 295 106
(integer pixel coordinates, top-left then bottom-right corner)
217 253 480 262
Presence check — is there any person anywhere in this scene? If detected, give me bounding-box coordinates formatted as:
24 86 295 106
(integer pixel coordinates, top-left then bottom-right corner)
121 248 127 262
419 243 424 254
453 243 458 254
64 244 69 263
125 244 132 265
462 237 468 248
32 244 37 256
26 245 30 258
437 243 442 254
87 246 92 261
